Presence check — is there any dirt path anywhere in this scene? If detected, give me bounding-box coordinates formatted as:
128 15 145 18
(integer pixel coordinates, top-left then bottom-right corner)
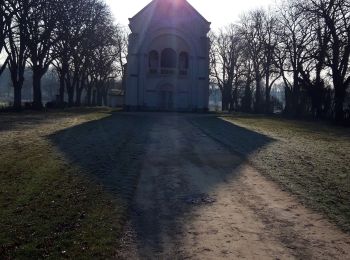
117 114 350 259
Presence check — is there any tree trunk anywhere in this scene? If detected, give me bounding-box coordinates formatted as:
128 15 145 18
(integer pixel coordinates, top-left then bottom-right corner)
86 85 92 106
65 68 78 107
334 85 345 122
59 73 65 104
232 84 238 111
59 60 69 105
312 79 323 119
66 77 74 107
13 83 22 111
265 88 271 113
265 72 271 113
242 83 252 113
222 98 229 111
67 88 74 107
284 86 293 116
103 92 108 107
75 81 80 106
76 78 86 106
92 89 97 106
221 85 231 111
10 69 24 111
97 87 103 106
75 86 83 107
254 75 262 113
32 70 43 110
292 71 300 117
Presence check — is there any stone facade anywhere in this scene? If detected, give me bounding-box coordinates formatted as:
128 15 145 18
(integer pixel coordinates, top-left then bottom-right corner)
125 0 211 111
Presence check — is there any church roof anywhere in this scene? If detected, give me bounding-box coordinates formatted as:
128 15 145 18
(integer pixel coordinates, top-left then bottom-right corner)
129 0 210 25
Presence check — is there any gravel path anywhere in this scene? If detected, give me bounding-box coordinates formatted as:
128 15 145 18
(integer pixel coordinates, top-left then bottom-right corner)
117 113 350 260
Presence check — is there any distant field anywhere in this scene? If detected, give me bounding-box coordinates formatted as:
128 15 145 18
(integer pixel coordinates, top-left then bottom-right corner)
192 114 350 232
0 108 151 259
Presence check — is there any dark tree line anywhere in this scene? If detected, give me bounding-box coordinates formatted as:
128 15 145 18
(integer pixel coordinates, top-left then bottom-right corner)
211 0 350 123
0 0 126 110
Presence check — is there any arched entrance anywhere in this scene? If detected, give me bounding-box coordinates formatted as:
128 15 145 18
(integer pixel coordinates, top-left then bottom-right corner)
158 84 174 111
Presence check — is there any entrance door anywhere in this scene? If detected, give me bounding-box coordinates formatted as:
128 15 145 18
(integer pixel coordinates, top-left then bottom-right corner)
159 91 173 111
158 83 174 111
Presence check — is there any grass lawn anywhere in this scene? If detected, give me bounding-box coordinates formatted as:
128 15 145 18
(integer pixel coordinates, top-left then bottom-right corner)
0 108 150 259
221 114 350 232
1 109 349 258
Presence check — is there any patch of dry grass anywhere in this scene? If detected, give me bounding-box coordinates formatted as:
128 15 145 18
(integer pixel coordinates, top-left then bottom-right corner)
222 114 350 231
0 108 148 259
191 114 350 231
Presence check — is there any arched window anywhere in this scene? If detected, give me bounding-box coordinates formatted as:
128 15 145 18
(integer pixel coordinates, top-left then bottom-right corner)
149 50 159 74
161 48 177 68
179 52 189 75
179 52 189 70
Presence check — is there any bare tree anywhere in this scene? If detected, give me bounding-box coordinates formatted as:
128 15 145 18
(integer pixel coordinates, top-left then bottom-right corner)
276 1 313 116
0 1 10 75
4 0 30 110
89 22 119 106
241 56 254 112
2 0 121 110
53 0 118 107
52 0 89 105
52 0 85 105
262 10 280 113
239 10 267 113
209 0 349 122
307 0 350 122
24 0 60 109
210 25 244 111
296 0 331 118
115 26 128 83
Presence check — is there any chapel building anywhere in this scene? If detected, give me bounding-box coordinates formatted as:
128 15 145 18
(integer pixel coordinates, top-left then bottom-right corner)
125 0 211 111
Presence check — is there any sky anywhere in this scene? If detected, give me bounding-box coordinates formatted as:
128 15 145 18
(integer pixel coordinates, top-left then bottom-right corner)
105 0 277 30
1 0 277 62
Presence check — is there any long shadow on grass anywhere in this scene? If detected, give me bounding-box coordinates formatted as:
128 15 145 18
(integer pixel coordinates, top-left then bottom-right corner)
48 112 154 203
48 113 277 257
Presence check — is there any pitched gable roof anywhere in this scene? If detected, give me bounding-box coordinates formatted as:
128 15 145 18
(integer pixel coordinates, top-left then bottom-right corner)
185 1 210 24
129 0 210 25
129 0 155 21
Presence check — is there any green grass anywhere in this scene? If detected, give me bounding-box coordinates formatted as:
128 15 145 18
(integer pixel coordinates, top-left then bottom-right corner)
0 108 145 259
222 114 350 232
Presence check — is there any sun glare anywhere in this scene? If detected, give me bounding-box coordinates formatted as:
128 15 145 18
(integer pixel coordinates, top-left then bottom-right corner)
105 0 276 29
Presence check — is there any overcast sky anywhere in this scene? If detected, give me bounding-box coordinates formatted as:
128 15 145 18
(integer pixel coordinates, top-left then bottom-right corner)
105 0 277 29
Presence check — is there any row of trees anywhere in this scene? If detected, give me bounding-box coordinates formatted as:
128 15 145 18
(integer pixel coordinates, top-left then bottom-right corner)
210 0 350 122
0 0 127 110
